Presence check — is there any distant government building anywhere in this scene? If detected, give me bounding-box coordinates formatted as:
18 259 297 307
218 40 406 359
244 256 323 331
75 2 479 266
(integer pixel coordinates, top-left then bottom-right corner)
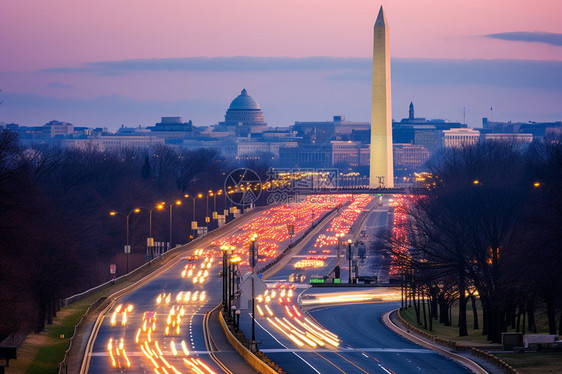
3 90 561 175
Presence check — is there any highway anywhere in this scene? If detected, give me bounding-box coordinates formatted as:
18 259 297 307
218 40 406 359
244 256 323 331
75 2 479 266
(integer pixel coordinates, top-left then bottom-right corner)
84 195 352 373
84 193 475 373
267 194 378 285
234 195 474 373
236 300 471 374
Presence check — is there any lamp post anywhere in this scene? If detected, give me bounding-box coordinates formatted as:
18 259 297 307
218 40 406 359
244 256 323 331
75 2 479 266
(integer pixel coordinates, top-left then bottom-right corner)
224 188 230 222
138 203 165 260
213 190 221 230
168 200 182 249
189 193 203 239
206 191 212 227
230 254 241 321
335 233 341 259
109 208 141 274
347 239 352 284
250 234 258 352
220 245 232 313
235 309 241 331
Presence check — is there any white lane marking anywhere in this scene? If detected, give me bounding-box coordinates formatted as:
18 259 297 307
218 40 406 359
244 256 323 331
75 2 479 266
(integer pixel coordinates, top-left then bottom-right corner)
253 317 322 374
91 350 212 356
258 348 434 354
379 364 393 374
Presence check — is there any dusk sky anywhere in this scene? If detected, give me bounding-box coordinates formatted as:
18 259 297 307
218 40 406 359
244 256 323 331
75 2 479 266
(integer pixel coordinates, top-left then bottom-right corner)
1 0 561 130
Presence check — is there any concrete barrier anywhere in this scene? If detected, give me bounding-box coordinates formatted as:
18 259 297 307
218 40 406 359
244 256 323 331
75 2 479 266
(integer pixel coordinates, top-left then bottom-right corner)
218 311 280 374
471 348 518 374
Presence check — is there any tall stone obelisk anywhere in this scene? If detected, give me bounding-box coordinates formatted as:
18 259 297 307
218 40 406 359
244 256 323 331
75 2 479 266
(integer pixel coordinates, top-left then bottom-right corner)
369 6 394 188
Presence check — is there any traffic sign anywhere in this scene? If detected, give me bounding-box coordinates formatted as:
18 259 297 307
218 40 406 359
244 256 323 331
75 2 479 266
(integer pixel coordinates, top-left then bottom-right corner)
110 264 116 274
239 274 268 310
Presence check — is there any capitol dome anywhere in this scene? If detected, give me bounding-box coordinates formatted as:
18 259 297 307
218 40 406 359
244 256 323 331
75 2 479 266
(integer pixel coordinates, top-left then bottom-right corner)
228 89 261 111
218 89 267 136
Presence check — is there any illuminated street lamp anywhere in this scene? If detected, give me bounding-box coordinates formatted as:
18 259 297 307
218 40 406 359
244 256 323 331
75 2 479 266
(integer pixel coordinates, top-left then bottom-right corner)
168 200 182 249
213 190 222 229
230 254 241 321
250 234 258 351
235 308 241 331
347 239 353 284
189 193 203 238
220 245 234 315
109 208 141 273
206 191 213 226
138 203 165 261
138 203 165 238
335 233 342 259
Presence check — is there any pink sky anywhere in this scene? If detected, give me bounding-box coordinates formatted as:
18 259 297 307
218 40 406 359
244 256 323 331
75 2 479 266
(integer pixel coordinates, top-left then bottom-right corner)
1 0 561 128
2 0 561 71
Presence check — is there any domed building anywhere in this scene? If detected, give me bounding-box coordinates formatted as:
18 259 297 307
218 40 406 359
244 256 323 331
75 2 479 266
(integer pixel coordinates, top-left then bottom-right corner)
216 89 267 136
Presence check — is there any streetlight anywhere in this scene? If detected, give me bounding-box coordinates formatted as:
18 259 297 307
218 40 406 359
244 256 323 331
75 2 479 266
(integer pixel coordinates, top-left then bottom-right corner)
335 233 342 259
168 200 182 249
138 203 165 261
235 309 241 331
223 188 230 222
109 208 141 274
227 189 236 218
206 190 213 228
347 239 352 284
213 190 222 229
221 245 234 317
230 254 241 322
250 234 258 352
186 193 203 239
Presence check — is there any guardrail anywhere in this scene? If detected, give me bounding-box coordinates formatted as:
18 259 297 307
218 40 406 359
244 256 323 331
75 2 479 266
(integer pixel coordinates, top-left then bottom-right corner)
58 297 106 374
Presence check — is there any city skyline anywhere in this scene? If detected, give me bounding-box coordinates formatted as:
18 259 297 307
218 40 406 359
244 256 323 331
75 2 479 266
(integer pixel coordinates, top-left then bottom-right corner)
1 0 561 129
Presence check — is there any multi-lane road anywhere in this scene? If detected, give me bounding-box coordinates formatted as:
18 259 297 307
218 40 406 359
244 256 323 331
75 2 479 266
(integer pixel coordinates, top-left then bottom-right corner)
235 195 472 373
83 194 475 374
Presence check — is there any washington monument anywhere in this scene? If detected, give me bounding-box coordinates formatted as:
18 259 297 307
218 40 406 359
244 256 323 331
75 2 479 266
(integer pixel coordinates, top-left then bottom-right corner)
369 6 394 188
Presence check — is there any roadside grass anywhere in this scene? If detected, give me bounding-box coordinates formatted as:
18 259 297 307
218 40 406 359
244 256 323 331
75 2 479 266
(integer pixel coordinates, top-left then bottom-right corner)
399 300 492 346
495 352 562 374
400 299 561 374
24 292 103 374
6 289 108 374
8 262 163 374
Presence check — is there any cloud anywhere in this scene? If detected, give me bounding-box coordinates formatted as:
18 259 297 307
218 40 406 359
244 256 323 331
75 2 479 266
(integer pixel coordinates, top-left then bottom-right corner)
41 56 369 75
0 92 224 126
47 81 74 89
39 56 562 92
485 31 562 46
328 58 562 91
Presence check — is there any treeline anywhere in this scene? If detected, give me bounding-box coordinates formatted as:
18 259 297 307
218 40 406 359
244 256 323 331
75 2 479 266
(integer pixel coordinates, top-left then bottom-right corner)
390 139 562 343
0 130 259 337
